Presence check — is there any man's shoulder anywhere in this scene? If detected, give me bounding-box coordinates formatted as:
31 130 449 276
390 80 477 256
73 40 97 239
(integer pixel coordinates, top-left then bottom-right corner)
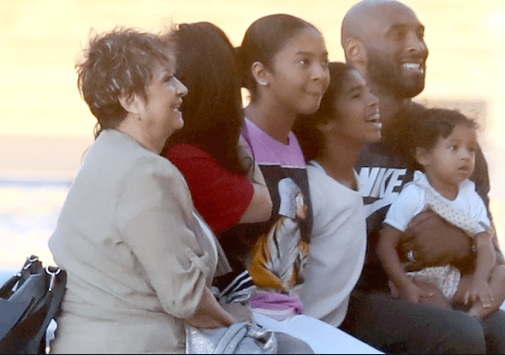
403 100 427 118
410 100 426 110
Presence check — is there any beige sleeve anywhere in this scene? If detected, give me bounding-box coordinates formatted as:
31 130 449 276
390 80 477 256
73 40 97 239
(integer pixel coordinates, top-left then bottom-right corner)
117 156 211 319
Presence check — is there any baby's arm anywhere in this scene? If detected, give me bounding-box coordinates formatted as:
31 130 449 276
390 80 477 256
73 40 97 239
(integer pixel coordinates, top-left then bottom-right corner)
463 231 496 307
378 224 426 303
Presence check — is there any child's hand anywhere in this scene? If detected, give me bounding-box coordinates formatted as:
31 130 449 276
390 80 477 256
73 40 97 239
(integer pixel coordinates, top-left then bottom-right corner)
398 281 432 304
465 277 494 309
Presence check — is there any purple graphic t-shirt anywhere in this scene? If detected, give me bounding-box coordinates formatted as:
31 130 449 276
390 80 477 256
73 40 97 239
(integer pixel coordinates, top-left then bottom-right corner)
221 119 313 317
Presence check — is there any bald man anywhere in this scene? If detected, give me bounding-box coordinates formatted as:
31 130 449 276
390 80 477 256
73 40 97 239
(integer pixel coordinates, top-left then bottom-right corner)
337 0 505 353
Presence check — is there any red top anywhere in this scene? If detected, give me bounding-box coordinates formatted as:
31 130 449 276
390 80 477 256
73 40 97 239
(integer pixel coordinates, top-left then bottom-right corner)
163 143 254 235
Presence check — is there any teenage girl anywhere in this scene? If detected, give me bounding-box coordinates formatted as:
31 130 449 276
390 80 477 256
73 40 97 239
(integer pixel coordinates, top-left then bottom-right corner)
293 62 382 328
221 14 382 354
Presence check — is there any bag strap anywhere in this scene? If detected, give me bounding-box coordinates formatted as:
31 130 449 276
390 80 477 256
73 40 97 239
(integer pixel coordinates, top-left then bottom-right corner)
0 255 67 354
212 322 249 354
31 265 66 353
0 255 40 298
0 275 20 298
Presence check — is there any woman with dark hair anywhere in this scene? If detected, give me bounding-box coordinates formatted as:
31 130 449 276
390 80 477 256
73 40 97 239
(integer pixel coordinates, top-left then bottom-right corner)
163 21 271 237
162 21 314 354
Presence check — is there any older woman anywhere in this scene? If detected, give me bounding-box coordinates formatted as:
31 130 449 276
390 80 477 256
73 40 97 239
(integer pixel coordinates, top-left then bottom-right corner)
48 27 235 353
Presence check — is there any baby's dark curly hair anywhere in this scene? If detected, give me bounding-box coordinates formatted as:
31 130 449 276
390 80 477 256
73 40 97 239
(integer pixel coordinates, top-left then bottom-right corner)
404 106 479 170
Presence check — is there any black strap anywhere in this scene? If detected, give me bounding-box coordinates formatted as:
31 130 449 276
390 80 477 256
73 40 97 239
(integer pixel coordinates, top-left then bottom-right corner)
0 255 67 354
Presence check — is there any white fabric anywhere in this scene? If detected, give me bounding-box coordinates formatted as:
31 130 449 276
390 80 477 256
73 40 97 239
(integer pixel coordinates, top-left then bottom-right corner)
297 161 367 327
407 265 461 299
254 312 383 354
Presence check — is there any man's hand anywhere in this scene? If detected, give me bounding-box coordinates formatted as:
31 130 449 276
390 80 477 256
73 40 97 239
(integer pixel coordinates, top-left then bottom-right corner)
399 209 473 271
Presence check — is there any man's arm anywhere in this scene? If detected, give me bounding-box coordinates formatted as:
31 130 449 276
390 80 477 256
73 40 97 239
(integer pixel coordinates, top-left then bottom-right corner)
472 145 504 265
490 220 504 265
399 210 503 273
398 210 474 271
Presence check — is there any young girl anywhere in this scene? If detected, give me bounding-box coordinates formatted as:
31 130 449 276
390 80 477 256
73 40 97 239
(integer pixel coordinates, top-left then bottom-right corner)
377 107 505 319
293 62 382 327
220 14 382 353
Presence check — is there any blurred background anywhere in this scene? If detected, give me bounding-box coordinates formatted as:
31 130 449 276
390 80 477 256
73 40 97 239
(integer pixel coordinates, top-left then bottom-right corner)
1 0 505 271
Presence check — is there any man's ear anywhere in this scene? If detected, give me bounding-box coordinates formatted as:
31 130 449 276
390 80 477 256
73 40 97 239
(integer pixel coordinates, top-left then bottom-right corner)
251 61 270 87
344 37 367 67
118 92 141 115
415 147 431 167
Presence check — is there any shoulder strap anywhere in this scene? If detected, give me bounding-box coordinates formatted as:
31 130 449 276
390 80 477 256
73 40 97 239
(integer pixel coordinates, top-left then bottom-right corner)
0 256 67 354
213 322 249 354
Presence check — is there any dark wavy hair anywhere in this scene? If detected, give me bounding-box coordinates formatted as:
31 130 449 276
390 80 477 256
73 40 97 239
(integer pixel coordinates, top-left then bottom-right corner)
410 107 478 150
75 26 176 138
164 22 247 175
237 14 320 103
406 106 479 169
293 62 356 161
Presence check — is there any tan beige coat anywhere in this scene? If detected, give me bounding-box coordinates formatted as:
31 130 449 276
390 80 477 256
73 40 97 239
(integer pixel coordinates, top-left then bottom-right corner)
49 129 217 354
